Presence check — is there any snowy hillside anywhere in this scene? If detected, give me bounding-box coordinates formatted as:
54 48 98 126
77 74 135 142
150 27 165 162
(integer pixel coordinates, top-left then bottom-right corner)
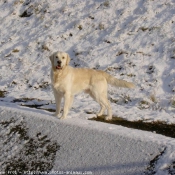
0 0 175 123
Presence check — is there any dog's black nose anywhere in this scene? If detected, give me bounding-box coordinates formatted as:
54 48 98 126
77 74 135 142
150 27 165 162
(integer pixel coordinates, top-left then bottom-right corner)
57 60 61 64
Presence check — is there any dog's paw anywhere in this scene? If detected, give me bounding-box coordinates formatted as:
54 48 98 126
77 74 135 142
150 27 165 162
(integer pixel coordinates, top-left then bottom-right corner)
97 113 103 117
105 116 112 121
52 113 60 117
59 115 66 120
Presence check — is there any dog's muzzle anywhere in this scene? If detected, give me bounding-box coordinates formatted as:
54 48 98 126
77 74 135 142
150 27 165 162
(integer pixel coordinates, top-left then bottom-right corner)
56 61 62 69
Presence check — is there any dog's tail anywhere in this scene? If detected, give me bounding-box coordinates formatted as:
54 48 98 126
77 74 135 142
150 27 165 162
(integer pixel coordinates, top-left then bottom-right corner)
103 72 135 89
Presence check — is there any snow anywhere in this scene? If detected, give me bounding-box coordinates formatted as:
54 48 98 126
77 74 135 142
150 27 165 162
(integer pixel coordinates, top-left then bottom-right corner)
1 0 175 123
0 0 175 174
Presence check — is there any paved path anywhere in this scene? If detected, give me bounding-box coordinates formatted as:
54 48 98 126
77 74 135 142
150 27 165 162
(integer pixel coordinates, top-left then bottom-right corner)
0 106 165 175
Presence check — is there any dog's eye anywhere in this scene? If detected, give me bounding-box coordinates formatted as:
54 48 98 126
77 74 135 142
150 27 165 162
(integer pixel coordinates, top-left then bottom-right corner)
56 56 58 58
62 57 65 59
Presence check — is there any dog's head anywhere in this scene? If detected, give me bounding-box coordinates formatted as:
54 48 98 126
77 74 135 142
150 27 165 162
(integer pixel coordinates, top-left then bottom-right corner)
49 51 70 70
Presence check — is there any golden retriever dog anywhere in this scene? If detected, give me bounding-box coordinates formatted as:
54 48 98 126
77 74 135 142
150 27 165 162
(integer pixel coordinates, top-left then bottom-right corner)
49 51 135 120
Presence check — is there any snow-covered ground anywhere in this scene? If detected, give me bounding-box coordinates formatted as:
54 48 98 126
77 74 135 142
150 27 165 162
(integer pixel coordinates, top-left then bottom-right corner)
0 0 175 174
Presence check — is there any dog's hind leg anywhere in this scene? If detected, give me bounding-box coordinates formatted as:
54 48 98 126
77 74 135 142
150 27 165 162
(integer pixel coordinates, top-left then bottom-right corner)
88 79 112 120
93 94 112 120
100 97 112 120
86 90 105 117
97 104 105 117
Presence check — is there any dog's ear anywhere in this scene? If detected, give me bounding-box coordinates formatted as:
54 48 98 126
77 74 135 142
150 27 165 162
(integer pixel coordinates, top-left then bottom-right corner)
66 53 70 65
49 53 54 63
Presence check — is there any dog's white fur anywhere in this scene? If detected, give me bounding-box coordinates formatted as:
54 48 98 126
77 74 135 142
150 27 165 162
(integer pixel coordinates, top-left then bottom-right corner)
49 51 135 120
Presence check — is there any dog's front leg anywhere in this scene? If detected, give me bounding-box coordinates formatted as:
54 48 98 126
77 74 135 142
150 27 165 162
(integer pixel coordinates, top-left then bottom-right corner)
53 89 62 117
60 93 71 119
